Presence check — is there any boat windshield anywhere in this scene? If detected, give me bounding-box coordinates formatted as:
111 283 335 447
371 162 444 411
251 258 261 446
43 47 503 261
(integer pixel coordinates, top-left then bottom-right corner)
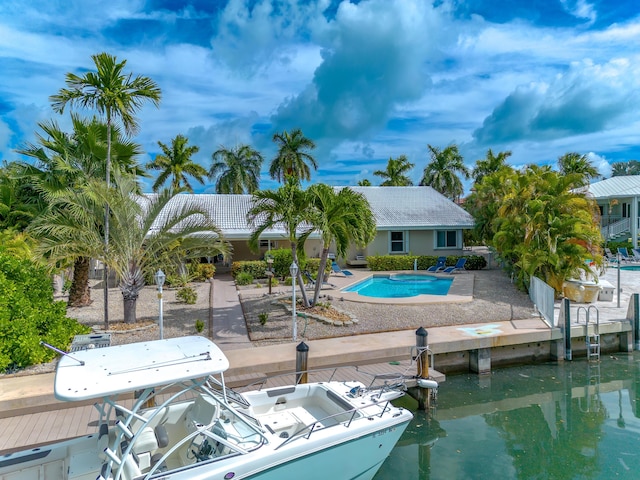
96 376 267 480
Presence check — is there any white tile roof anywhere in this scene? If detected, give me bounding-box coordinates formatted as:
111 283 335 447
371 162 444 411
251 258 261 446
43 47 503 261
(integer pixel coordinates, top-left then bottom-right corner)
347 186 475 229
586 176 640 199
150 186 474 239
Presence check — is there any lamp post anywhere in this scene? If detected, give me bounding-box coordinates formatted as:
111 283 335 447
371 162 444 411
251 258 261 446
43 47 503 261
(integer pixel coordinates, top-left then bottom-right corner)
266 256 274 295
154 269 166 339
290 261 299 341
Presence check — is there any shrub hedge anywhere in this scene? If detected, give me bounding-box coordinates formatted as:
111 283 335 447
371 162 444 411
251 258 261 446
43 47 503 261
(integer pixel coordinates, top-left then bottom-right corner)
232 252 486 280
367 254 487 271
0 251 90 372
231 249 331 280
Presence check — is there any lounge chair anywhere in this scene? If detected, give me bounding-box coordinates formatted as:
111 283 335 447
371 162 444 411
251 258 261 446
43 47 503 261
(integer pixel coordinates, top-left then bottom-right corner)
442 257 467 274
618 247 633 262
331 261 353 276
427 257 447 272
303 270 336 288
604 247 619 264
632 248 640 262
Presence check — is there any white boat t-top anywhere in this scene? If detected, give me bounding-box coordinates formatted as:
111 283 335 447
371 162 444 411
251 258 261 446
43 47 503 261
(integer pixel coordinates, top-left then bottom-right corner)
0 336 413 480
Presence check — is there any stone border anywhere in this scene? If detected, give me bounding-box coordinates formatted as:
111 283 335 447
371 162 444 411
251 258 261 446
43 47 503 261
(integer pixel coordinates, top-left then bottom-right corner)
273 299 359 326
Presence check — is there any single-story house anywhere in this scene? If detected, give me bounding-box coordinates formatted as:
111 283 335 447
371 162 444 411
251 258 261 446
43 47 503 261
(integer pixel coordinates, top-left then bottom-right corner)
158 186 475 264
584 176 640 245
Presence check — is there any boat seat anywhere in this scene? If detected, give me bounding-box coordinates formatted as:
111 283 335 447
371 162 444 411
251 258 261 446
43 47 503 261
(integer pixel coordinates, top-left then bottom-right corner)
132 425 169 471
185 394 219 431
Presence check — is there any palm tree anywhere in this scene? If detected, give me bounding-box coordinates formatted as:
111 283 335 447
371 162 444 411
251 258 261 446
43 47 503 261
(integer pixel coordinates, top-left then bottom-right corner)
420 144 470 201
374 155 414 186
210 144 263 193
247 177 313 307
29 174 228 324
611 160 640 176
50 52 161 324
472 149 512 184
0 162 42 232
557 152 599 188
18 116 145 308
146 135 207 192
306 184 376 305
357 179 372 186
270 129 317 183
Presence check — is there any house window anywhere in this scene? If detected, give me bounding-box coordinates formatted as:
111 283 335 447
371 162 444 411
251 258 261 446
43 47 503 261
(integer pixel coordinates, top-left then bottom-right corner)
389 231 407 253
259 239 271 248
436 230 458 248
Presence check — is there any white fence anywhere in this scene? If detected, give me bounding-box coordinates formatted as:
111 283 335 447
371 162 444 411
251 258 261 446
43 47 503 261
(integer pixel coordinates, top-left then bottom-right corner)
529 276 555 327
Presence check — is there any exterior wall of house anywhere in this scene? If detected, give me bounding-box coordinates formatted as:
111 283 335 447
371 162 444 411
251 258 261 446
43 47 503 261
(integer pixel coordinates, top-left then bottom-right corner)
361 229 465 257
228 239 324 262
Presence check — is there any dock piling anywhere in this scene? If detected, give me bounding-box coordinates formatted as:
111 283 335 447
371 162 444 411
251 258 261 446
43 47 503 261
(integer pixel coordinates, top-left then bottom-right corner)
296 342 309 384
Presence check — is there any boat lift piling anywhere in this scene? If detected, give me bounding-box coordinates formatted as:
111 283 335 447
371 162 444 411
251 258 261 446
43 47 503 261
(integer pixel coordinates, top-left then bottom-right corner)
408 327 438 410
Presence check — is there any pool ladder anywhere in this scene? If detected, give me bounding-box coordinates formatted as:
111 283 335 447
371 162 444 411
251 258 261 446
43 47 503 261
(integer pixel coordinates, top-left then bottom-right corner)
577 305 600 361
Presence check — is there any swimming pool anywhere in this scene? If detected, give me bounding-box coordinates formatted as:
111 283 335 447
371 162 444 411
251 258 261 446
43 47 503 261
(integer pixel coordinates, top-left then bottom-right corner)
621 265 640 271
343 274 453 298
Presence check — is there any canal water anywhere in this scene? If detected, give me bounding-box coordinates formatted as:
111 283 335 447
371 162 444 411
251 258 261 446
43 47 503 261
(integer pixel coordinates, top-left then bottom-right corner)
375 353 640 479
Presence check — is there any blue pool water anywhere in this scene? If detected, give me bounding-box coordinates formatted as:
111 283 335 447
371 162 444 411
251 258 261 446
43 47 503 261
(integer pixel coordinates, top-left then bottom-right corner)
343 274 453 298
621 265 640 271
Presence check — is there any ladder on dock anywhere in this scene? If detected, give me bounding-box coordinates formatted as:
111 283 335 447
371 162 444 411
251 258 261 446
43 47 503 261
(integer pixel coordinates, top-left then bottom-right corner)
577 305 600 361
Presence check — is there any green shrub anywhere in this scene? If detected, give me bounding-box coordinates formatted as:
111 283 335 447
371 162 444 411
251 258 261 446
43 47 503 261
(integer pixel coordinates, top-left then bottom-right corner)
195 319 205 333
258 312 269 325
236 272 254 286
176 286 197 304
231 260 268 279
0 251 90 372
192 263 215 281
231 250 333 281
464 255 487 270
367 254 486 271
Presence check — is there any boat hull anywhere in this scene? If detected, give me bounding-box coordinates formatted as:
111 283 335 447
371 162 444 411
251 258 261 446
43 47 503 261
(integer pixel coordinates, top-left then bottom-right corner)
241 420 410 480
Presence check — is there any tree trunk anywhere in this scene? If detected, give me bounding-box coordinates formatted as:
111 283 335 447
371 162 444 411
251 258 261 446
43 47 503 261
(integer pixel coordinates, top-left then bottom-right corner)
312 246 330 306
291 243 310 308
123 295 137 324
68 257 92 307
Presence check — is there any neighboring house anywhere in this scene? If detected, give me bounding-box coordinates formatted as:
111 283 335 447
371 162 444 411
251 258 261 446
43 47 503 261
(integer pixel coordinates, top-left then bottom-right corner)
154 186 475 264
584 176 640 245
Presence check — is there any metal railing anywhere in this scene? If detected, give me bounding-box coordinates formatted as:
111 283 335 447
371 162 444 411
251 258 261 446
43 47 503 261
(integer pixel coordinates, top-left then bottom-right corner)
529 276 555 327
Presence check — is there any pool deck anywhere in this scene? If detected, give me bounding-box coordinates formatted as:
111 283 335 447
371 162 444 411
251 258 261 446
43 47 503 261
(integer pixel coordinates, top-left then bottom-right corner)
319 268 473 304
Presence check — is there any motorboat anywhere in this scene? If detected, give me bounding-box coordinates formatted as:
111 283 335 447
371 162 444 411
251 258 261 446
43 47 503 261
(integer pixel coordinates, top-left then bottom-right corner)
0 336 412 480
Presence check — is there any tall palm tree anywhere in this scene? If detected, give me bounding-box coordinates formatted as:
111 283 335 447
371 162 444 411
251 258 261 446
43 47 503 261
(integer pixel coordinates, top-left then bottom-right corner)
357 179 372 186
270 128 317 183
50 52 161 324
306 184 376 305
557 152 599 188
611 160 640 177
247 177 313 307
472 149 512 184
210 144 263 193
29 174 228 324
18 115 144 308
420 144 470 201
146 134 207 192
374 155 414 186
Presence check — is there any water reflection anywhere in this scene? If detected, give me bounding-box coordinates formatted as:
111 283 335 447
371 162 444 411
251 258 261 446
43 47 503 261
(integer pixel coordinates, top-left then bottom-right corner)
375 353 640 480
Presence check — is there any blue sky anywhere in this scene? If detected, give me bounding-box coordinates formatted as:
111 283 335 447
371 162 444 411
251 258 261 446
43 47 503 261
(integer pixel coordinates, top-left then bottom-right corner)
1 0 639 193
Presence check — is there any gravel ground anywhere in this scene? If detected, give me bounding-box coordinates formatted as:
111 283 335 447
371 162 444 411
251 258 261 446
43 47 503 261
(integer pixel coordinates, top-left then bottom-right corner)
241 269 535 344
5 269 535 376
65 269 534 345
